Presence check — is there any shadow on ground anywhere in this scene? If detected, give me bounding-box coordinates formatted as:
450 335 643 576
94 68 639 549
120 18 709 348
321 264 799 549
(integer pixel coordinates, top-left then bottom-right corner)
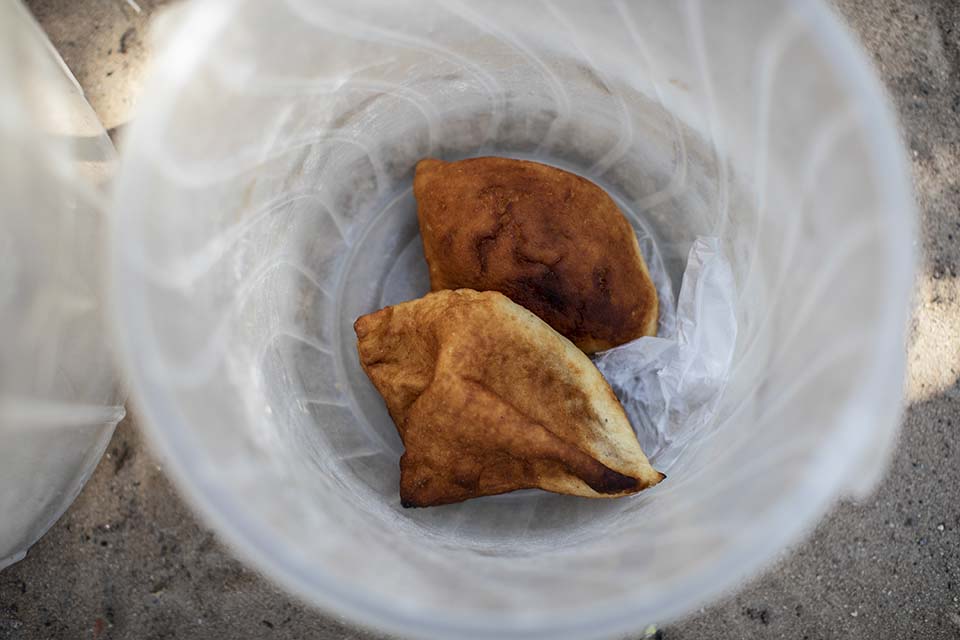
666 378 960 640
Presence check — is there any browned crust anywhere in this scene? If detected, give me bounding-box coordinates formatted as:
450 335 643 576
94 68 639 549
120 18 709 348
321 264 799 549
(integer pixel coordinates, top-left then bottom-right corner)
354 289 664 507
413 157 659 353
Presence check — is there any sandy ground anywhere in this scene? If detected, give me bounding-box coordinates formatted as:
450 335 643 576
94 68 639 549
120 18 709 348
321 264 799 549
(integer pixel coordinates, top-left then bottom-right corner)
1 0 958 638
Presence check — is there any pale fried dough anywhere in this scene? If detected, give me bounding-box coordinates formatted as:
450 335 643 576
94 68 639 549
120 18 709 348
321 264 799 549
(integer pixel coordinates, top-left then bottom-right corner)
354 289 664 507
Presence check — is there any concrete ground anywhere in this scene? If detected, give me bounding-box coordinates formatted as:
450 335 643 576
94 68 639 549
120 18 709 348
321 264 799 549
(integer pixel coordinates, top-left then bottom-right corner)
1 0 958 639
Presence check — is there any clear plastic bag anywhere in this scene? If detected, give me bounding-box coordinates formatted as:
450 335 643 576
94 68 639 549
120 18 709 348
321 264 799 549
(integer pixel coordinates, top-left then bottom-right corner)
595 237 736 469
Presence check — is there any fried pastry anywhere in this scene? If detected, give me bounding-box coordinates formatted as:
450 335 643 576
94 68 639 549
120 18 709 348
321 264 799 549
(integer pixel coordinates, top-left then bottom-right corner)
413 156 659 353
354 289 664 507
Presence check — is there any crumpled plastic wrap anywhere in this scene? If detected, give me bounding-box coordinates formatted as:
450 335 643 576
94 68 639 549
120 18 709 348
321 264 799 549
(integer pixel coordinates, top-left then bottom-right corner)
594 237 737 470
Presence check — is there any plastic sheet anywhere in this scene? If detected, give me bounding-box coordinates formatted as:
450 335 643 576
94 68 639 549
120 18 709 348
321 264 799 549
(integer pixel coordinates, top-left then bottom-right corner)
595 237 736 469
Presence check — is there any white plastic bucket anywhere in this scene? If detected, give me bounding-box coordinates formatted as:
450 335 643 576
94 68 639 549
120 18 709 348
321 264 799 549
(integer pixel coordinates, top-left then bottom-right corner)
110 1 915 638
0 0 124 569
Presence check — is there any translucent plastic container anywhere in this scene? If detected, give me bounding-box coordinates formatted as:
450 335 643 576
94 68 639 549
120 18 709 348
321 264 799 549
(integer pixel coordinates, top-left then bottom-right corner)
110 1 915 638
0 0 124 569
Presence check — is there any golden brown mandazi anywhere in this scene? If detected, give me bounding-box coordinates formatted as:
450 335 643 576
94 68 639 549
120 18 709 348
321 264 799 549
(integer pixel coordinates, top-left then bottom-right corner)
354 289 664 507
413 156 659 353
